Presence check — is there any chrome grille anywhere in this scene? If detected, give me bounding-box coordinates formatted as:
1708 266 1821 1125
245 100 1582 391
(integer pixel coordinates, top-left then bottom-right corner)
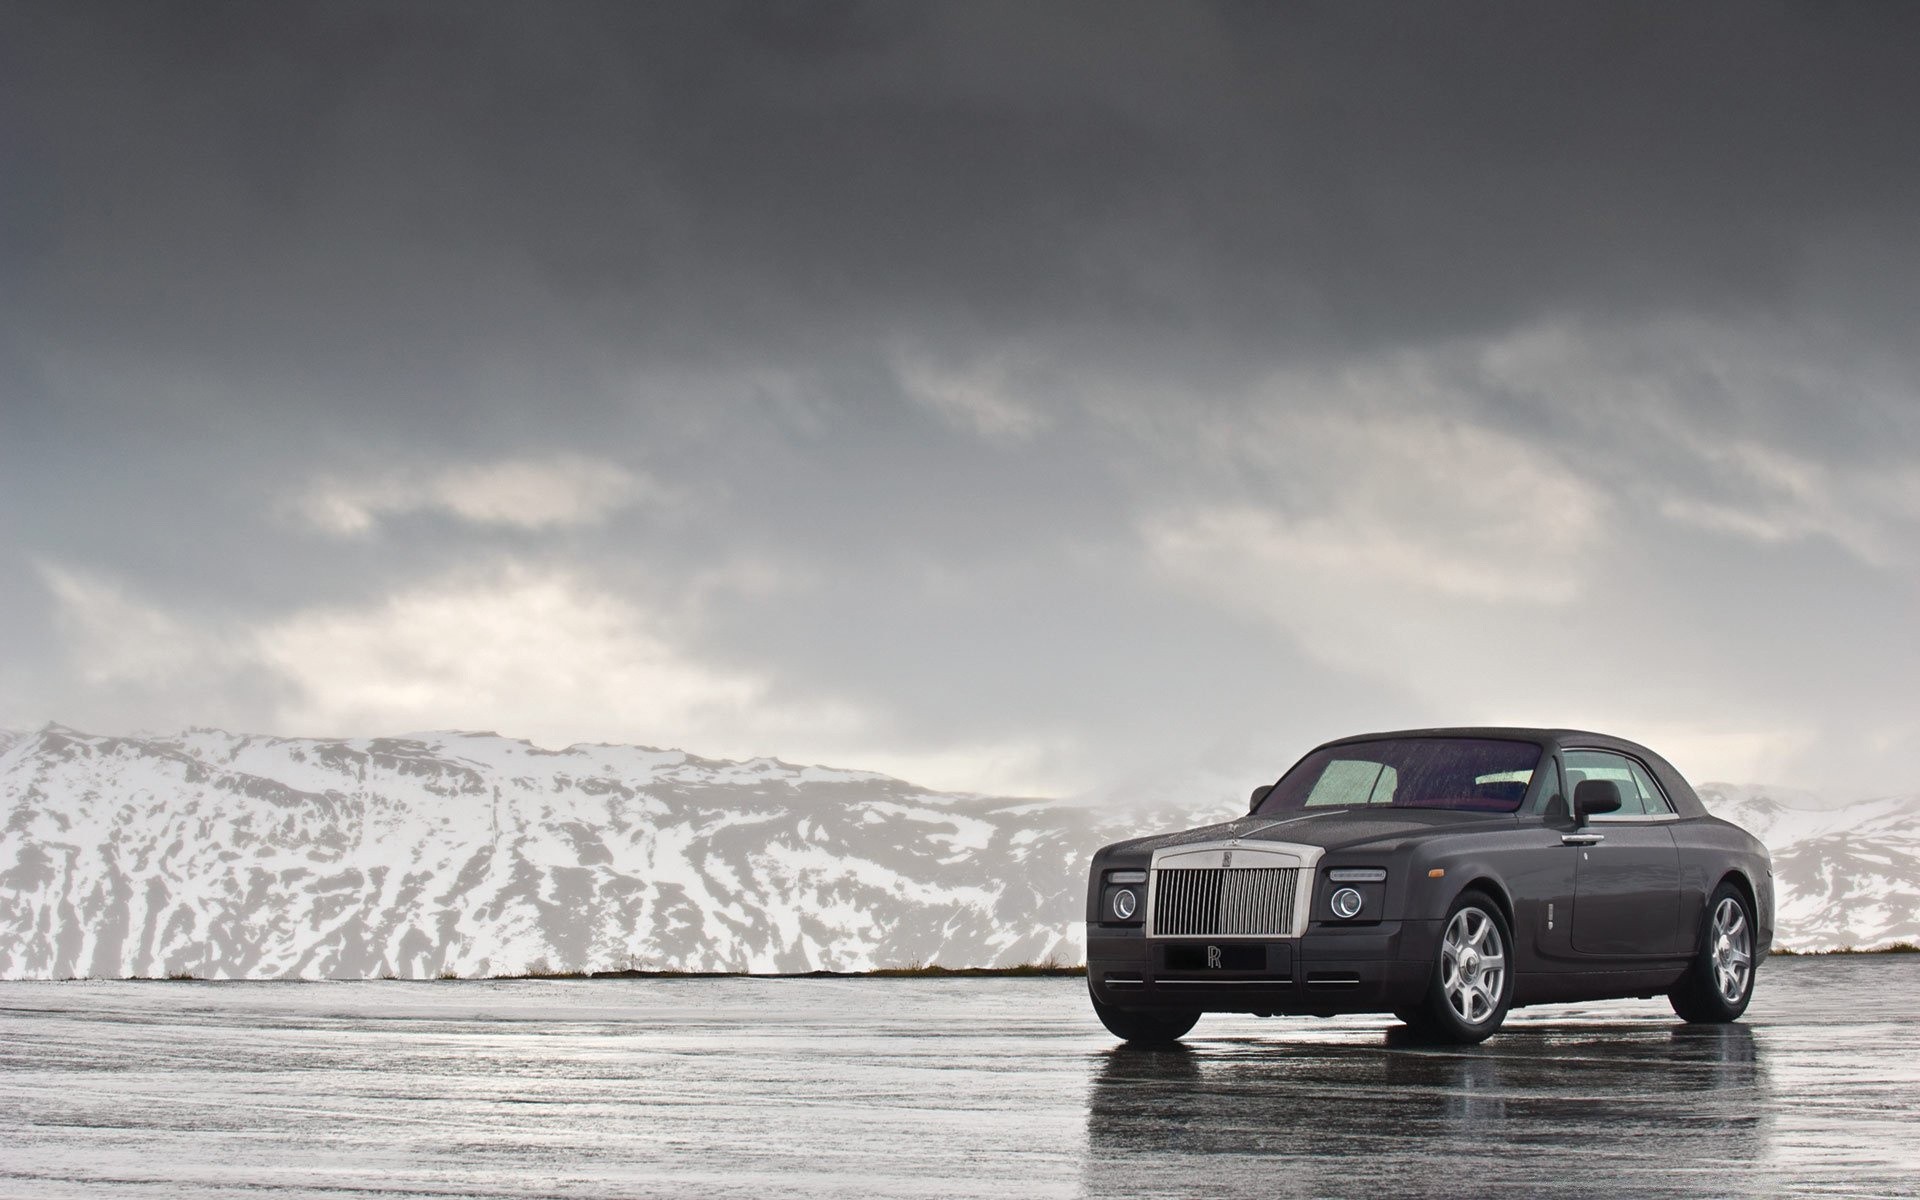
1150 867 1299 937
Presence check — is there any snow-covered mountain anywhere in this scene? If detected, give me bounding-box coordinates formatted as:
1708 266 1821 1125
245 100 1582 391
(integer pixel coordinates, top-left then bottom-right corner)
1699 784 1920 951
0 725 1167 979
1 725 1914 979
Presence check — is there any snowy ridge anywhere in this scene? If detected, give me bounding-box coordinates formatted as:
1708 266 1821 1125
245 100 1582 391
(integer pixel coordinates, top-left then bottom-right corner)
1 726 1914 978
0 725 1159 979
1700 784 1920 951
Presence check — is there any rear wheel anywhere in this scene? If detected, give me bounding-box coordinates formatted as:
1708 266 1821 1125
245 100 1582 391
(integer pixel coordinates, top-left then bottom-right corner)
1670 883 1756 1023
1090 993 1199 1045
1411 892 1515 1044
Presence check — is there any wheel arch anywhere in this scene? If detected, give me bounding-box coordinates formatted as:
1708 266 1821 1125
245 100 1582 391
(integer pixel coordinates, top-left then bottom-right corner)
1711 869 1762 954
1451 875 1516 933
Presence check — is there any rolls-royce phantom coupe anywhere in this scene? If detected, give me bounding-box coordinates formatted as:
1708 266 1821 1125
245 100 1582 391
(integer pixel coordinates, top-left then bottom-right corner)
1085 728 1772 1044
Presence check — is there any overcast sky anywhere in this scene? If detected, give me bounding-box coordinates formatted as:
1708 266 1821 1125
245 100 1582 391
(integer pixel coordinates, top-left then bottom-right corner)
3 3 1918 805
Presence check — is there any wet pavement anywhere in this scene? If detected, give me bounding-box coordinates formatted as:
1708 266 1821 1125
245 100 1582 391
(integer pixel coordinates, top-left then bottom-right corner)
1 956 1915 1198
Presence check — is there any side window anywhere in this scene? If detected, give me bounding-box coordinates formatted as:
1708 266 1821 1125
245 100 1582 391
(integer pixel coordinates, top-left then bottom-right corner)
1561 750 1649 817
1304 760 1397 806
1626 760 1675 814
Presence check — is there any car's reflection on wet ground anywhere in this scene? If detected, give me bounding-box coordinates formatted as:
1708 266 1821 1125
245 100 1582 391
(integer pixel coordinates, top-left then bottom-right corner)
0 957 1914 1197
1088 1024 1773 1196
1088 961 1918 1197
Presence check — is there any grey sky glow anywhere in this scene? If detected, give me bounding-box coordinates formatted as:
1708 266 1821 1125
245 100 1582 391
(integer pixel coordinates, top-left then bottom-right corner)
4 3 1918 804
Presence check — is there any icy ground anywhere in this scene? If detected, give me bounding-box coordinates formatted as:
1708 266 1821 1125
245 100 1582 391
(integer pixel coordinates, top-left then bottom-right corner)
1 957 1917 1198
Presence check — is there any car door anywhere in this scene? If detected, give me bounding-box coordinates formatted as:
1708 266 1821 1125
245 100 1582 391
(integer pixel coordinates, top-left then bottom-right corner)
1564 750 1683 957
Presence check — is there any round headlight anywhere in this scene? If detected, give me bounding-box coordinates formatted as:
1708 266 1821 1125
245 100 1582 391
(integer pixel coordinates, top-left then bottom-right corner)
1330 887 1364 919
1112 888 1138 920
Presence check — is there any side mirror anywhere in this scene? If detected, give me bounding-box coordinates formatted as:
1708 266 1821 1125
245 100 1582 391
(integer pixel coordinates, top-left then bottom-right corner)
1249 784 1273 813
1573 779 1623 824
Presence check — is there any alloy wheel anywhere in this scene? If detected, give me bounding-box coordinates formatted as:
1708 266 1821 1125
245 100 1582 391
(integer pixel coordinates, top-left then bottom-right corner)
1712 896 1753 1004
1442 906 1506 1025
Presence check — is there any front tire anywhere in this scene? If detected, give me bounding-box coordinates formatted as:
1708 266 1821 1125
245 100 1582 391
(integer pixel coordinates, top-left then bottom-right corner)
1090 993 1199 1045
1669 883 1756 1023
1411 892 1515 1044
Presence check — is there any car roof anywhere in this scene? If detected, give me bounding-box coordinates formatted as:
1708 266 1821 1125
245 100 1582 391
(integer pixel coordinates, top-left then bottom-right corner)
1317 726 1647 753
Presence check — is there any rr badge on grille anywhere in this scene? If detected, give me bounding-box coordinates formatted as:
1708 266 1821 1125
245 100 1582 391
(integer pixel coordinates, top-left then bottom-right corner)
1222 850 1233 868
1206 945 1223 969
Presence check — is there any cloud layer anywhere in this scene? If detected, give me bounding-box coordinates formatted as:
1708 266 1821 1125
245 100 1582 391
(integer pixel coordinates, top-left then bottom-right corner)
3 5 1917 802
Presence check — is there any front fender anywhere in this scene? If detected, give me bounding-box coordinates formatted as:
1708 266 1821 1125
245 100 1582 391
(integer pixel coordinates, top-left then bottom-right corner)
1398 849 1517 924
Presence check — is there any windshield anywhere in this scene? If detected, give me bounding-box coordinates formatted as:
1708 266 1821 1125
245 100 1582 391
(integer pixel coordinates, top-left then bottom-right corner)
1254 737 1543 815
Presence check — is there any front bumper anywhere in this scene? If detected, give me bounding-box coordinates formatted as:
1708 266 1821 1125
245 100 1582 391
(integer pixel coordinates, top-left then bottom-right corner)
1087 920 1441 1016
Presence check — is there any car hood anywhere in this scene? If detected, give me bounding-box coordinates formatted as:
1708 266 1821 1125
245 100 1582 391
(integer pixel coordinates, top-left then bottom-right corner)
1110 807 1516 856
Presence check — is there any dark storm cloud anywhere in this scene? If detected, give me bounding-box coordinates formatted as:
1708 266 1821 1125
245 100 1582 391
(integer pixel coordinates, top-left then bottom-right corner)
10 3 1920 373
3 3 1918 799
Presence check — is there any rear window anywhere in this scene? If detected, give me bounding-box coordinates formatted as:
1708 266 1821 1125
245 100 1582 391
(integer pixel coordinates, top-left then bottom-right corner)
1256 738 1543 815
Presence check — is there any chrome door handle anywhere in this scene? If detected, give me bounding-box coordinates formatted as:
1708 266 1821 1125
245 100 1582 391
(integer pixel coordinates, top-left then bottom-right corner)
1561 833 1604 846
